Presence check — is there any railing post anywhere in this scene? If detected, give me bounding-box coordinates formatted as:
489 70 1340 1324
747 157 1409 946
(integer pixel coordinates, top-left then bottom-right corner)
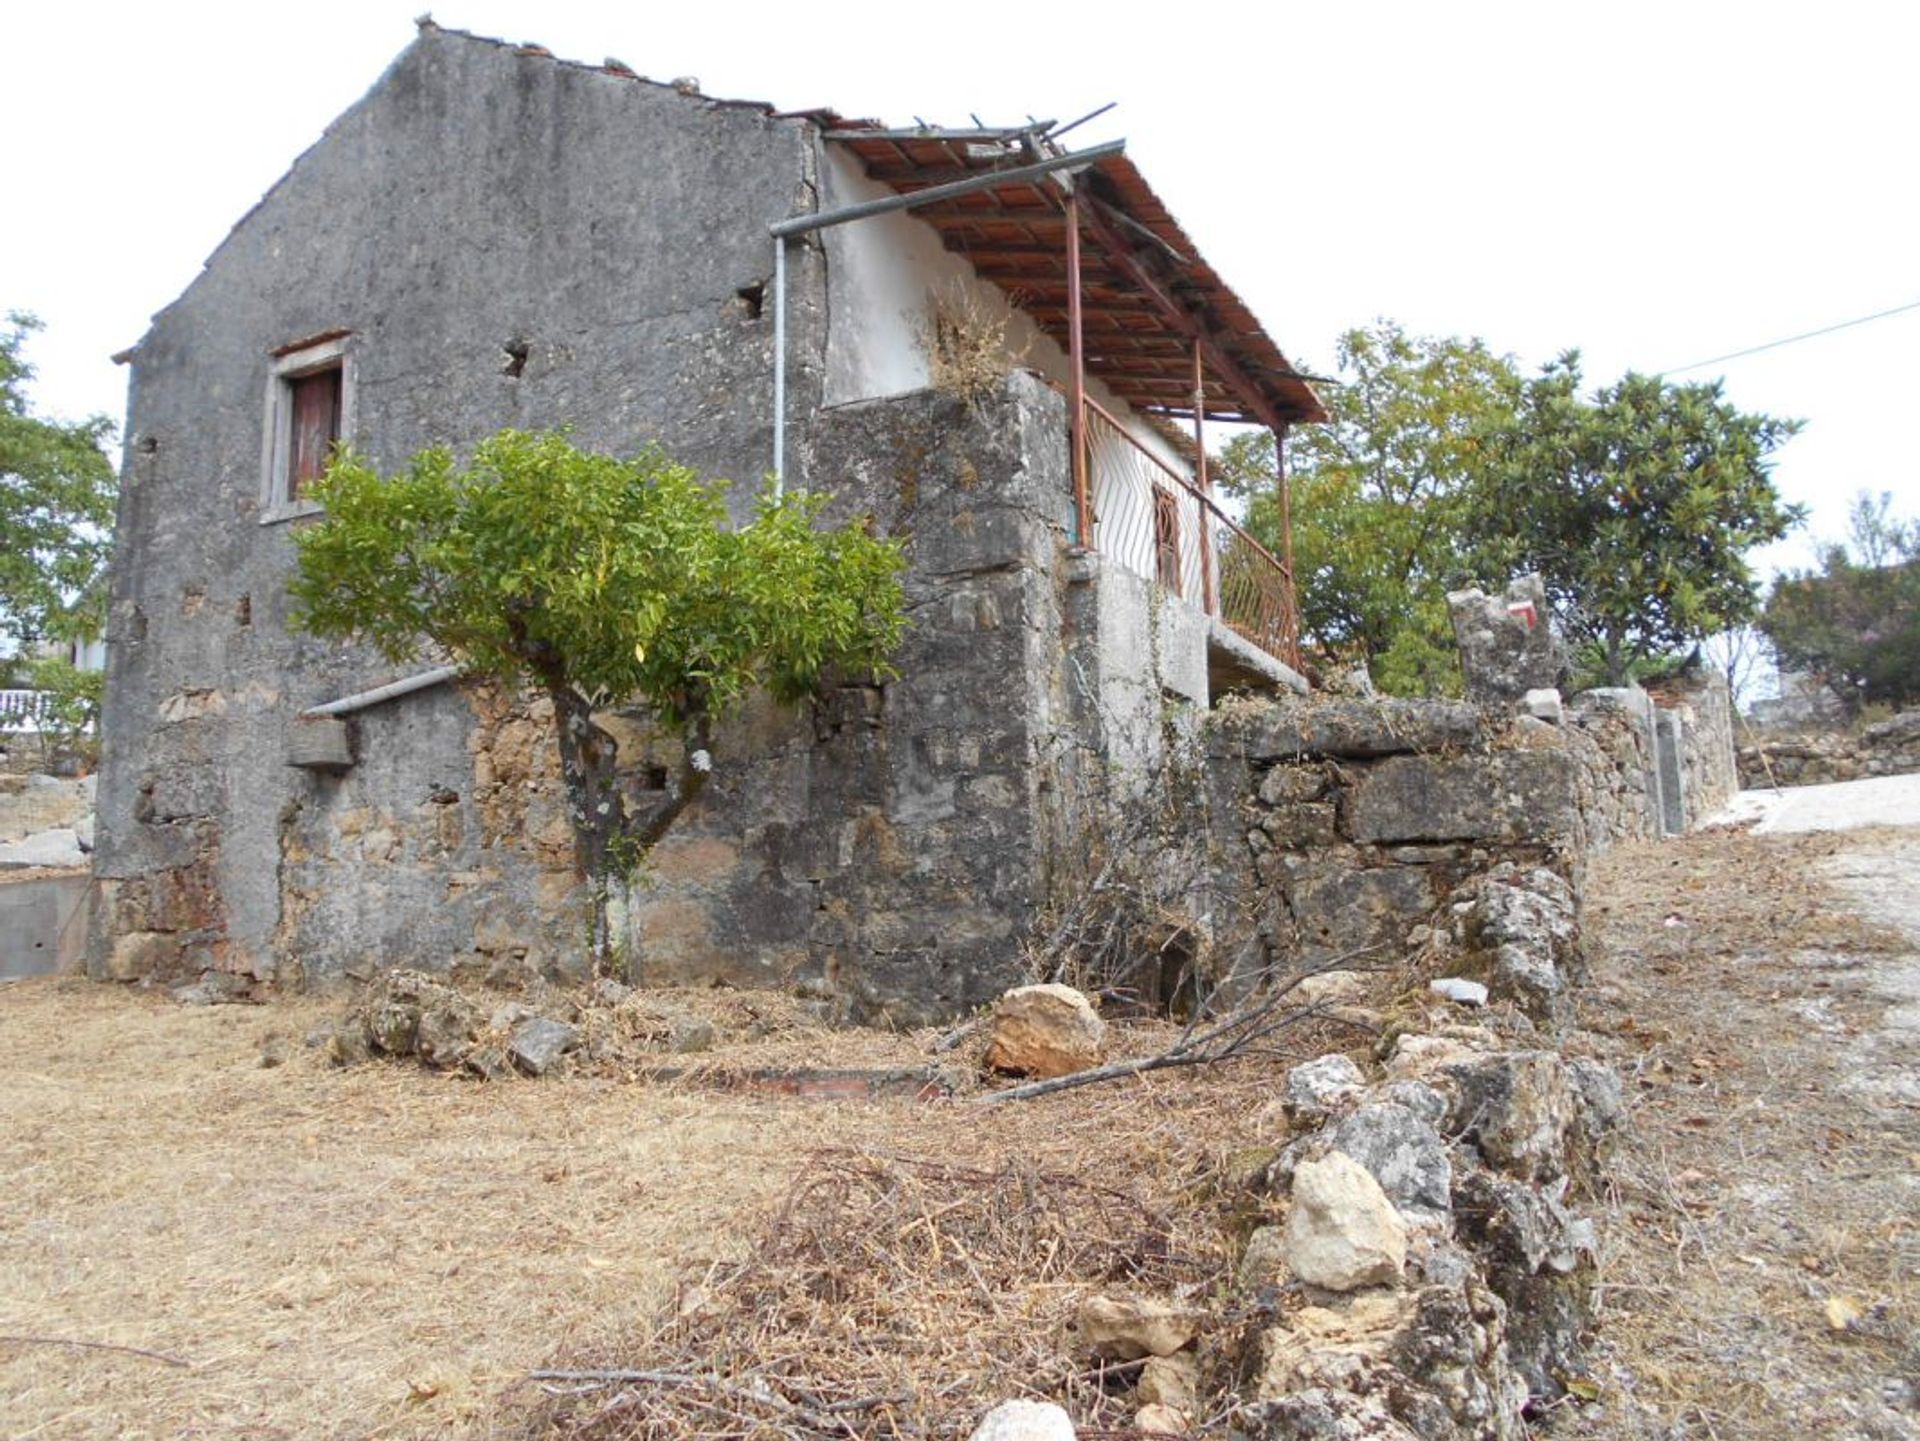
1066 189 1091 548
1192 341 1215 617
1272 423 1298 666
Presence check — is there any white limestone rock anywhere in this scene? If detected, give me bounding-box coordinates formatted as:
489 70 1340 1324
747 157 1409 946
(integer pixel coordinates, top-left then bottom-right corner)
968 1399 1076 1441
1283 1053 1365 1126
1286 1152 1409 1292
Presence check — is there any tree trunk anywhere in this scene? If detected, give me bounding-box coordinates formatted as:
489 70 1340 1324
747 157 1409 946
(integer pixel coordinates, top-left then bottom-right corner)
1604 630 1628 688
545 681 628 967
542 679 715 974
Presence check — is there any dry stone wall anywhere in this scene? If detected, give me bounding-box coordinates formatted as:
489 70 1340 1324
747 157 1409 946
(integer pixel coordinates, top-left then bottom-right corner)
1203 695 1658 995
1736 709 1920 788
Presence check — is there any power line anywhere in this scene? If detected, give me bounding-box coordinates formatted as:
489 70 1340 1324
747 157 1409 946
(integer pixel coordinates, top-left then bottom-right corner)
1658 297 1920 376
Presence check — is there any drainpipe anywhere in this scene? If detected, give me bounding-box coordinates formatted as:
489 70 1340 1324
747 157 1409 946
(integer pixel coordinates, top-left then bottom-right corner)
772 234 787 496
301 664 461 718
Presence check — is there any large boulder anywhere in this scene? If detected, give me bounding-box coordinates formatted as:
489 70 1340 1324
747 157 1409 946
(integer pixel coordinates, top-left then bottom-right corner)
983 984 1105 1079
1286 1153 1408 1292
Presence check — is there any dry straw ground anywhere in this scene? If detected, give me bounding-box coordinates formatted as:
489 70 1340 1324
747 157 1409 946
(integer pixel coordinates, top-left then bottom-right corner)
6 823 1915 1440
1563 827 1920 1439
0 979 1356 1441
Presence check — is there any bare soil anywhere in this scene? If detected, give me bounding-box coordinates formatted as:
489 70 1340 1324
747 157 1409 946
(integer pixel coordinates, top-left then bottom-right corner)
1561 826 1920 1439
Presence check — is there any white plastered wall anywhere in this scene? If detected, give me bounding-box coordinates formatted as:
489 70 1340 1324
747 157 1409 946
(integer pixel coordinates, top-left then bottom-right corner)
819 148 1200 557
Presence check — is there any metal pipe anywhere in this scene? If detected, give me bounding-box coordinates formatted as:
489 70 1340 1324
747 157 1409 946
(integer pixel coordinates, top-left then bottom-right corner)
302 664 460 718
1193 341 1215 618
772 234 787 492
1274 423 1298 667
1066 188 1090 548
768 138 1124 239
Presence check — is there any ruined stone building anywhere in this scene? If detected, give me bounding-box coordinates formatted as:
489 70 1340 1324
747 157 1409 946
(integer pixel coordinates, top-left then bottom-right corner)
90 24 1331 1021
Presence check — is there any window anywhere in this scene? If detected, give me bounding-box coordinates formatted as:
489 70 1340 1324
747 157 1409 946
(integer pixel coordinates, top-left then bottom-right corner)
261 331 354 523
1152 486 1183 596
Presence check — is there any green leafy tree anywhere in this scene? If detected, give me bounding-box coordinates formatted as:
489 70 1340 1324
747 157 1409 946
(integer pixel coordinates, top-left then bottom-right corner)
22 654 104 769
1215 322 1522 695
290 430 906 962
1 312 117 656
1470 357 1802 687
1758 490 1920 713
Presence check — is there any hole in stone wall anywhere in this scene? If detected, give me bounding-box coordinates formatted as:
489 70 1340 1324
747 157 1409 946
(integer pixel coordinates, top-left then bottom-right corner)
234 594 252 627
734 283 765 320
502 339 530 378
640 764 670 791
130 605 148 642
135 435 159 455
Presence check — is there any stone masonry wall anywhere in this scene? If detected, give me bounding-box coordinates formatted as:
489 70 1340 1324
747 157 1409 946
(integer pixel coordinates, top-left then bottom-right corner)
1736 709 1920 789
612 376 1087 1025
1203 695 1657 995
91 30 830 986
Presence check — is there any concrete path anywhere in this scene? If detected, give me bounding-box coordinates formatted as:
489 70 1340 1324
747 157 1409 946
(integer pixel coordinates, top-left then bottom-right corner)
1710 771 1920 834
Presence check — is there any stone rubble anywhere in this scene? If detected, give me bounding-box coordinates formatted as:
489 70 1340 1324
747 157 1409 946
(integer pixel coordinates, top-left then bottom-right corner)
982 983 1106 1079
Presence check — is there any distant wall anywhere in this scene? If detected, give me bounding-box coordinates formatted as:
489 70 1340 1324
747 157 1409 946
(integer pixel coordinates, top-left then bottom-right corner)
1737 709 1920 789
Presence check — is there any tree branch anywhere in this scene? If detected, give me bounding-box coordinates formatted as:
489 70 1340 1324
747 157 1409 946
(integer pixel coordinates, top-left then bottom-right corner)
978 946 1382 1106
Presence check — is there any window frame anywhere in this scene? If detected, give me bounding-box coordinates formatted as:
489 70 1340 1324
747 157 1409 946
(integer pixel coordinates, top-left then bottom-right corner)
260 333 355 524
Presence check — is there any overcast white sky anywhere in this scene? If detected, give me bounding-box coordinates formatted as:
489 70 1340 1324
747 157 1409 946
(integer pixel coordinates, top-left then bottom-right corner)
6 1 1915 576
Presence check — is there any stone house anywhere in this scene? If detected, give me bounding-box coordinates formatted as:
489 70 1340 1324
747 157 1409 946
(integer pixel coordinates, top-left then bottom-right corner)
90 24 1328 1022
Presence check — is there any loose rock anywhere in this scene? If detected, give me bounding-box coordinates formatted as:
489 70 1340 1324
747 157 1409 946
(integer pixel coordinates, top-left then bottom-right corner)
1428 977 1488 1007
1284 1054 1365 1126
967 1398 1076 1441
1287 1152 1408 1292
1135 1402 1189 1436
1137 1353 1199 1413
1078 1294 1203 1360
983 983 1105 1079
508 1015 581 1076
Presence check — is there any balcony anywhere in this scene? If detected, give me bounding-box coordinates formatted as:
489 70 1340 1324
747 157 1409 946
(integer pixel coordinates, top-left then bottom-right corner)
1079 398 1300 680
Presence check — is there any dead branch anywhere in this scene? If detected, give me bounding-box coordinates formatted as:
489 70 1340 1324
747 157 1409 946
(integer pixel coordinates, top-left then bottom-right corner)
0 1333 191 1368
529 1365 907 1435
978 945 1382 1105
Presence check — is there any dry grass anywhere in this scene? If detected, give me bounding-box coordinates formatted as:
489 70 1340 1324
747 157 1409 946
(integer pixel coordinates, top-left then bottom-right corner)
0 976 1369 1440
1561 827 1920 1439
517 1019 1376 1440
0 979 899 1440
920 281 1024 410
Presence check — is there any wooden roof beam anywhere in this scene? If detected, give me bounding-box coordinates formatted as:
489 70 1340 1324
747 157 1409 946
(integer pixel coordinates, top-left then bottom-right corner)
1077 200 1296 430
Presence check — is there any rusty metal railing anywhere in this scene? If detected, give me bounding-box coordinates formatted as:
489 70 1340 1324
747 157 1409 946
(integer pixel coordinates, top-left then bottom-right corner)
1081 398 1299 670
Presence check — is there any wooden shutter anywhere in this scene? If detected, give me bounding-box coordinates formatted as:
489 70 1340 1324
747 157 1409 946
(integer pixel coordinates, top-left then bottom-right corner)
288 367 342 498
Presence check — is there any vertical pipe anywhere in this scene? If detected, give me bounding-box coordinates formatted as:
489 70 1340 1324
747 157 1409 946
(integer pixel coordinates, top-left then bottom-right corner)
1065 189 1090 548
772 235 787 495
1192 341 1215 617
1273 423 1297 665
